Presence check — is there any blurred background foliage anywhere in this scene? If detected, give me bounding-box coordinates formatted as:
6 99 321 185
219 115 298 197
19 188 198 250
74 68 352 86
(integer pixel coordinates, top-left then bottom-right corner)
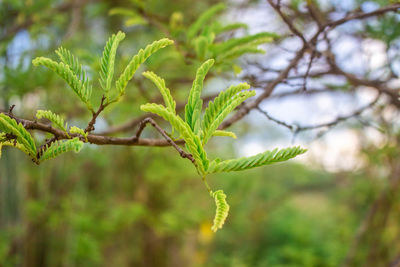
1 0 400 266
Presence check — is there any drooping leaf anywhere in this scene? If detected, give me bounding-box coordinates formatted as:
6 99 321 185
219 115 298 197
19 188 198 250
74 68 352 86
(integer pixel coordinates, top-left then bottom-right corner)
211 190 229 232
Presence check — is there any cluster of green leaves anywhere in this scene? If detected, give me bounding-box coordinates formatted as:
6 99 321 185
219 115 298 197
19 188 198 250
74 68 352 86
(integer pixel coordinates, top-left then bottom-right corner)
111 3 278 72
32 31 173 108
140 58 306 231
0 114 37 161
0 113 84 164
1 29 305 232
183 4 278 66
0 31 174 163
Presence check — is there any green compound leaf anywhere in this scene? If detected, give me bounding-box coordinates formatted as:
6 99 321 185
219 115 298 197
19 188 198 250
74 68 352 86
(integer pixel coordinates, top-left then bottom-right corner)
218 46 265 61
212 130 237 139
114 38 174 102
142 71 176 113
194 36 210 60
202 86 255 145
109 8 147 27
202 83 250 143
214 22 248 35
99 31 126 101
208 146 307 173
32 57 93 111
0 114 37 159
211 190 229 232
36 110 68 133
55 47 90 85
187 3 226 39
185 59 214 134
69 126 88 142
39 138 84 163
0 134 29 159
211 32 278 56
140 103 209 174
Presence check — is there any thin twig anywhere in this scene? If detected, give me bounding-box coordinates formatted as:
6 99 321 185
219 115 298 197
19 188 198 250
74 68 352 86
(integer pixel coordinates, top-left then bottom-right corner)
257 95 379 134
256 107 296 131
220 4 399 130
302 49 317 91
85 95 106 133
324 4 400 30
133 117 195 163
8 105 16 115
267 0 307 45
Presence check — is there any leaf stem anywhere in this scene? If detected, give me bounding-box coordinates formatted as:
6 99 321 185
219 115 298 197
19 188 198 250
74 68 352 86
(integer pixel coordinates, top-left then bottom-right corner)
202 175 212 194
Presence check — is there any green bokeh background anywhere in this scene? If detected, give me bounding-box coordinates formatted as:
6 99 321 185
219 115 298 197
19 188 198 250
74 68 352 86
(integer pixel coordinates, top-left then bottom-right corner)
1 0 400 266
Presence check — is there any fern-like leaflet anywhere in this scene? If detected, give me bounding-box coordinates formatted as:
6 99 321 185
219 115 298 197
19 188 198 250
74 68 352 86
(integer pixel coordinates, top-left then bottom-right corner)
185 59 214 134
142 71 176 113
39 138 84 163
99 31 126 102
69 126 88 142
194 36 210 60
208 146 307 173
114 38 174 102
36 110 68 133
0 114 37 160
202 83 254 145
211 190 230 232
211 32 277 58
32 57 93 111
187 3 226 39
218 46 265 61
55 47 91 88
213 22 248 35
212 130 237 139
0 134 27 159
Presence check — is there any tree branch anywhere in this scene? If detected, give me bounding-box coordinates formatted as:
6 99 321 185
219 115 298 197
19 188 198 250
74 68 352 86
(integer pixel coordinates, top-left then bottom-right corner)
267 0 307 45
0 110 185 147
257 95 380 134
